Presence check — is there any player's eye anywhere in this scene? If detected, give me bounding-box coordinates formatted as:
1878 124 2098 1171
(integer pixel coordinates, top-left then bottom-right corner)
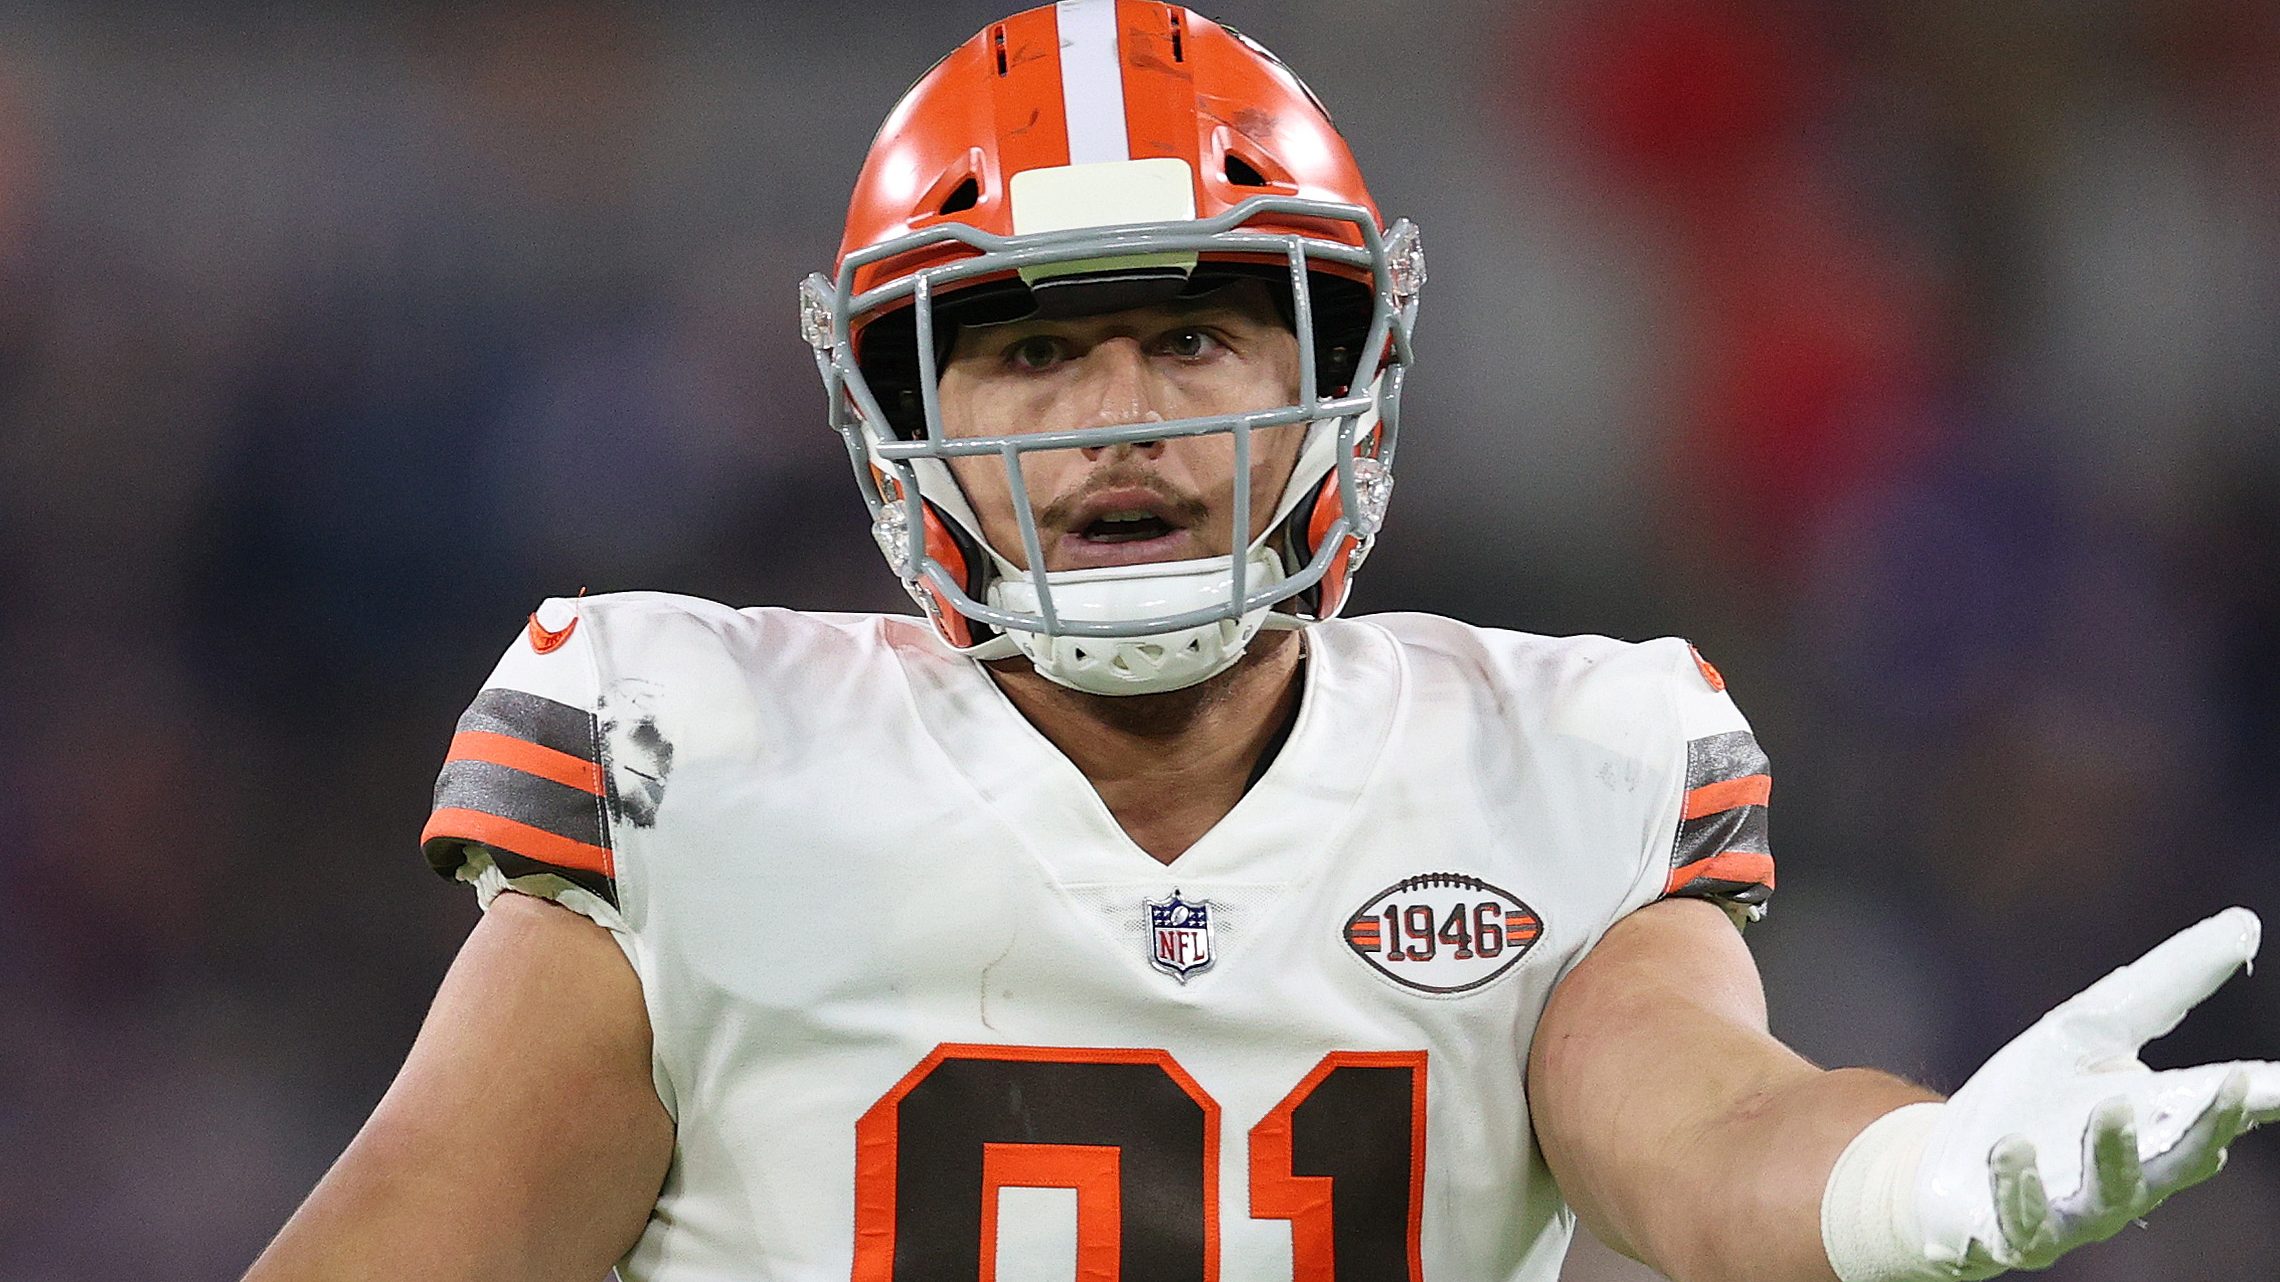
1005 335 1068 371
1159 328 1221 360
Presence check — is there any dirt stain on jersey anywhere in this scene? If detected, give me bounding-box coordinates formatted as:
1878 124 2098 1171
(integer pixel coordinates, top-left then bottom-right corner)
600 686 675 829
976 929 1019 1031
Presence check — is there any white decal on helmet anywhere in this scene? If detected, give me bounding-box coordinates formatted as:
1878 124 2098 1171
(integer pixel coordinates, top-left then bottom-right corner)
1054 0 1130 164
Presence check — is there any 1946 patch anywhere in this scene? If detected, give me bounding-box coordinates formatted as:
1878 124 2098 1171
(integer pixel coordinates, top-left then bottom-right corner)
1343 873 1542 994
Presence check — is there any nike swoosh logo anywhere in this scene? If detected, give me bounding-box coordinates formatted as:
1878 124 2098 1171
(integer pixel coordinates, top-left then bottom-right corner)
527 612 578 654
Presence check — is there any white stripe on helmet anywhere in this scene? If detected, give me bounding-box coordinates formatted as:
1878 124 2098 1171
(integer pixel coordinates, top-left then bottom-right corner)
1055 0 1130 164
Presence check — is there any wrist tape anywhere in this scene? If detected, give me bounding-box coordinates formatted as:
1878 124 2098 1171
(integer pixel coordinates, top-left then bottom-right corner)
1821 1102 1958 1282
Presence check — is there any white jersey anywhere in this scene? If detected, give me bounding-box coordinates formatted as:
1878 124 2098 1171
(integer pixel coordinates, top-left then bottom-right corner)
422 593 1775 1282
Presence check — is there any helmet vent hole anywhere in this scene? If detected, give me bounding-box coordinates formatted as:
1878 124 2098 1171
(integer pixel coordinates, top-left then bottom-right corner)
1169 13 1185 62
938 177 979 215
1225 154 1269 188
992 25 1008 76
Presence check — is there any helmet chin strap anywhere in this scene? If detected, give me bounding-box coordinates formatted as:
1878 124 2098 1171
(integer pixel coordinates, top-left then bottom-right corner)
986 549 1293 695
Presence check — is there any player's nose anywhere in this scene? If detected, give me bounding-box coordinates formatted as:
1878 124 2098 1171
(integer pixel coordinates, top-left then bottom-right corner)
1075 337 1166 459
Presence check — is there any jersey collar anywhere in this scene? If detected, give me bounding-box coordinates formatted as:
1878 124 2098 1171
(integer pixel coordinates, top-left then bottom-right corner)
895 618 1402 886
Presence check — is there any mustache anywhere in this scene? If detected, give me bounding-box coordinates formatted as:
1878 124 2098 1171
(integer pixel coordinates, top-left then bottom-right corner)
1037 470 1213 530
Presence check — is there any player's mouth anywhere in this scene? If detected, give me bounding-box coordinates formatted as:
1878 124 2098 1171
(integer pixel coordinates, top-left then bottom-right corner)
1082 510 1177 543
1052 487 1208 570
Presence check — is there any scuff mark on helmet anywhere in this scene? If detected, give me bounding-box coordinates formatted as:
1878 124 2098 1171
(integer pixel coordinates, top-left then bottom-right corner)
1231 106 1280 145
1196 97 1279 147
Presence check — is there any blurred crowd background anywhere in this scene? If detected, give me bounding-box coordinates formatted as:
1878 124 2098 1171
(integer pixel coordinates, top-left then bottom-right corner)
2 1 2277 1278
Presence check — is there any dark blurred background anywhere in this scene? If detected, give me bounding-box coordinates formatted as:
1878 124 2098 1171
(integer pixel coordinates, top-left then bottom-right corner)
2 2 2276 1278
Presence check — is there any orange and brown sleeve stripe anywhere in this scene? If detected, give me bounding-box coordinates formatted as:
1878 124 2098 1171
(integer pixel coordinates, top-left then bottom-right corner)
1665 731 1774 907
421 688 616 906
1680 772 1771 820
444 729 602 795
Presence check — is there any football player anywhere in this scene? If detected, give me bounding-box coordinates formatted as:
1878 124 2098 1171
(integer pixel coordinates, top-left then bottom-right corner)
245 5 2278 1281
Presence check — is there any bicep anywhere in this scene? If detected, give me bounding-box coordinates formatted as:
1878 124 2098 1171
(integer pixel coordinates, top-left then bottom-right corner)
1527 898 1813 1270
246 891 674 1282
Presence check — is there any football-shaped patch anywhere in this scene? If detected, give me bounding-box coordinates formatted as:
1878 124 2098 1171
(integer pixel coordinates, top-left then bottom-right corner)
1343 873 1543 994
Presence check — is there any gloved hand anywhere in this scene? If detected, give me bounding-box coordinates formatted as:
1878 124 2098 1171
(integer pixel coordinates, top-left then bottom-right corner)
1825 907 2280 1280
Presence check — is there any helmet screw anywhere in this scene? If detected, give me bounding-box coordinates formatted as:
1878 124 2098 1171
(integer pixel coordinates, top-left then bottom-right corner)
1386 222 1426 309
799 276 837 351
1350 456 1395 535
871 501 917 578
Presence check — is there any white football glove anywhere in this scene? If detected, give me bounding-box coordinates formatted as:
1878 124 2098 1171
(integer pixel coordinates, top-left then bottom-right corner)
1824 907 2280 1281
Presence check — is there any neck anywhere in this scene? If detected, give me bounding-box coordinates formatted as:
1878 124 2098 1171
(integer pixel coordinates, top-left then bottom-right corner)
988 630 1305 865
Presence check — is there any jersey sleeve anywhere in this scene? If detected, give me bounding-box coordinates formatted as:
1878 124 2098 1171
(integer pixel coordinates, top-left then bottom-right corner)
1656 641 1775 921
420 597 623 924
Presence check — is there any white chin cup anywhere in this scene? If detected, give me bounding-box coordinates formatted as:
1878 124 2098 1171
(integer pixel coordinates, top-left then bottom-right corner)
988 551 1286 696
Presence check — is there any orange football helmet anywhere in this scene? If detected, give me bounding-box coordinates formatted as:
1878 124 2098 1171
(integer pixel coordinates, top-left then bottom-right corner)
801 1 1423 693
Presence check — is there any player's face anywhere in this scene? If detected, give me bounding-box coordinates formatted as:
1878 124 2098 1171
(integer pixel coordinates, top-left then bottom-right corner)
936 278 1305 572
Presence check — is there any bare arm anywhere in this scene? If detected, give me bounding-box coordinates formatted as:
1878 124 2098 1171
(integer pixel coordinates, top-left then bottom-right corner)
1528 898 1935 1282
245 892 675 1282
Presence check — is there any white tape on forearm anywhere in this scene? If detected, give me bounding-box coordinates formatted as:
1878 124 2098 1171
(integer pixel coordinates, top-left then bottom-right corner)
1821 1102 1958 1282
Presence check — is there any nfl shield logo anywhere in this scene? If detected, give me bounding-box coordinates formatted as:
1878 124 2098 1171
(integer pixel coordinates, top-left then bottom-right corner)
1147 890 1215 982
